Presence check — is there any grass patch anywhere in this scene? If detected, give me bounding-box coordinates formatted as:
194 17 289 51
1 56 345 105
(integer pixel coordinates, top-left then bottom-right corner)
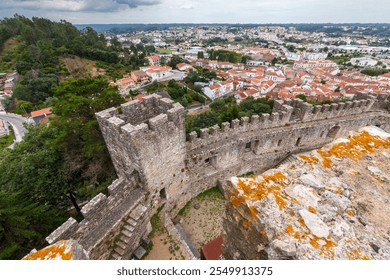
157 48 174 54
239 171 255 178
197 187 223 201
177 200 192 217
0 125 14 150
149 204 165 238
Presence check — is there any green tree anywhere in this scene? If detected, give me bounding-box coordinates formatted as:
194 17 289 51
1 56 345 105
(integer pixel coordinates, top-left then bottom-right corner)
0 191 65 260
15 100 33 114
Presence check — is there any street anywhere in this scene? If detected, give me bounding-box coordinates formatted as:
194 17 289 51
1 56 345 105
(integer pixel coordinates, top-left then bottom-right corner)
0 111 31 145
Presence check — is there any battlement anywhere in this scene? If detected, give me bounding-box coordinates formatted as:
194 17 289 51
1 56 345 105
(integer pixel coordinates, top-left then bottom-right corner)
274 97 376 123
187 109 293 147
96 97 185 144
96 93 184 129
46 178 134 244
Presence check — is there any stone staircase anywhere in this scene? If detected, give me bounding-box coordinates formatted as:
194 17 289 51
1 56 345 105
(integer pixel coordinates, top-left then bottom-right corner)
278 154 296 166
111 204 148 260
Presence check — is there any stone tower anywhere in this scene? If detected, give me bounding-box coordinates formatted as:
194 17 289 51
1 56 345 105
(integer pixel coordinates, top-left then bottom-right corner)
96 94 187 209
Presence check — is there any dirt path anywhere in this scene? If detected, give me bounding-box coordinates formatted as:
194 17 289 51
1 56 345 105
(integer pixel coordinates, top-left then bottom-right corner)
144 231 186 260
176 188 226 249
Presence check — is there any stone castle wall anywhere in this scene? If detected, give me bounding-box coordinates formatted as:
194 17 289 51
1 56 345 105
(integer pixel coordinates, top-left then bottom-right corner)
46 93 390 259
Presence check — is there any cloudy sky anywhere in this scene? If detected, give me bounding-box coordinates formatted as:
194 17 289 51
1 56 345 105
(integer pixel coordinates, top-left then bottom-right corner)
0 0 388 24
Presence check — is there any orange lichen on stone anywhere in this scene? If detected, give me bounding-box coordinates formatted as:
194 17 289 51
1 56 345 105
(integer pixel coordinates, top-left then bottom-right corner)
285 224 294 235
298 217 306 228
294 231 302 242
346 209 355 217
317 131 390 168
259 230 268 239
229 189 246 207
309 236 321 249
233 172 290 210
308 206 317 214
248 205 259 218
298 155 320 165
309 236 336 256
243 220 249 230
23 240 72 260
347 248 371 260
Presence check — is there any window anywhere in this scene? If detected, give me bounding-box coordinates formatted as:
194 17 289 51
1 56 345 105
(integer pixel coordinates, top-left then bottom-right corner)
277 139 282 147
245 142 251 151
160 188 167 200
296 137 301 146
204 158 211 165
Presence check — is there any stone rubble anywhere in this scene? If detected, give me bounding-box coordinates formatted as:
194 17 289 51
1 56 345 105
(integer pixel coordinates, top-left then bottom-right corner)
223 126 390 260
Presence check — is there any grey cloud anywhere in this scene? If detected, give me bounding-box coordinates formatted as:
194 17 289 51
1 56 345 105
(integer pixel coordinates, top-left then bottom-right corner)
2 0 162 12
115 0 162 8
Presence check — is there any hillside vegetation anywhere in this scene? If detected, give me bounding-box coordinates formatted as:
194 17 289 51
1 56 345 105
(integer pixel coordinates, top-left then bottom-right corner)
0 15 149 113
0 16 135 259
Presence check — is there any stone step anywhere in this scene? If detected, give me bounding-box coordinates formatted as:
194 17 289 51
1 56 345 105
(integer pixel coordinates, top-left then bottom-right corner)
114 246 125 256
280 155 296 165
117 241 127 250
129 204 147 221
120 234 131 243
127 218 137 227
121 229 133 238
111 253 122 260
123 224 135 232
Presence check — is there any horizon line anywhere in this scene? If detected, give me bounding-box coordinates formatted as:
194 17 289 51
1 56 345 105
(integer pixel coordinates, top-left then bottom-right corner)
73 22 390 25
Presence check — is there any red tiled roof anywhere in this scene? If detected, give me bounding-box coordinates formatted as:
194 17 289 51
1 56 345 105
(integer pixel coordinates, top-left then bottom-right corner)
31 107 52 118
133 94 147 101
147 55 160 61
201 236 223 260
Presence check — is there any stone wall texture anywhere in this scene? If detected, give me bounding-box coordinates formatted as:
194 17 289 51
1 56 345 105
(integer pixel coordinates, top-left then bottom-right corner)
45 93 390 259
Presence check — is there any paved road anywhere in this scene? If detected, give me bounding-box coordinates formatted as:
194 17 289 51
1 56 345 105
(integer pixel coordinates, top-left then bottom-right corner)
0 112 31 144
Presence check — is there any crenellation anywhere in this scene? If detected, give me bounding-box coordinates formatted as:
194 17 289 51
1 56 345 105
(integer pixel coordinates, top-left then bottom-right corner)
46 218 78 245
81 193 108 220
121 123 149 137
280 106 293 124
210 124 220 136
188 131 198 141
159 97 174 111
231 119 240 129
322 104 331 119
260 113 270 128
142 94 157 108
272 99 285 112
108 178 126 196
95 107 118 119
167 103 185 126
250 115 260 126
240 116 250 128
200 128 209 139
299 102 314 121
221 122 230 132
270 112 279 123
330 103 339 115
107 116 125 131
148 114 169 131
